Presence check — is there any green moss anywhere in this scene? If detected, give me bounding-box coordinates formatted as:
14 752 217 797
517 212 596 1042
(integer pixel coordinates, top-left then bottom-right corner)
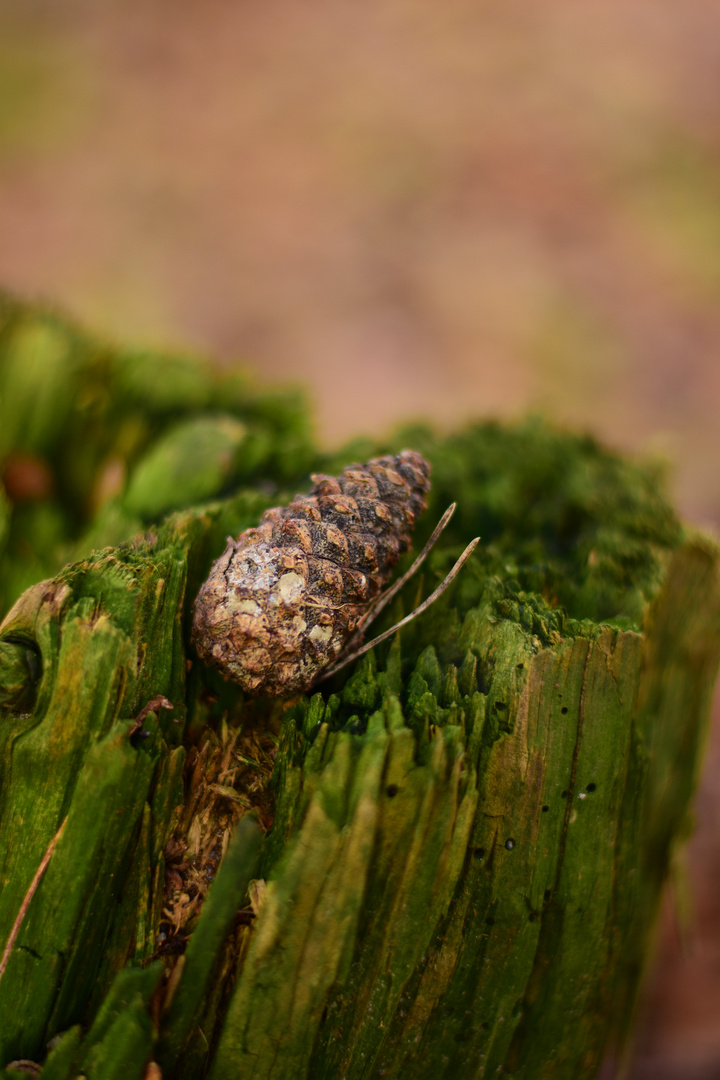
0 294 315 615
0 297 717 1080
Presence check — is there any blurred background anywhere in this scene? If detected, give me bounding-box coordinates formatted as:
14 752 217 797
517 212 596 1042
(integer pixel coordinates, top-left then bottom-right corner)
1 1 719 1075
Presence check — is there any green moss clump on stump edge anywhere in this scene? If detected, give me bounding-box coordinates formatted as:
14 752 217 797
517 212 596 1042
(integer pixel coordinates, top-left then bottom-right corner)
0 293 719 1080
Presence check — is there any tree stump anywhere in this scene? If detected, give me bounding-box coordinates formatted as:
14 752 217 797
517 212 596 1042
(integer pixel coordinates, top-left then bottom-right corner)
1 295 719 1079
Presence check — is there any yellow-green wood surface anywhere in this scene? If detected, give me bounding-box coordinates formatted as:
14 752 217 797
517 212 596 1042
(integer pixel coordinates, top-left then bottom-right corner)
1 294 719 1079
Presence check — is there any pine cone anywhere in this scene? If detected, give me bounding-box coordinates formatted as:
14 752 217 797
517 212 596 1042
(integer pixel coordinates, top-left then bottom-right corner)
192 450 431 695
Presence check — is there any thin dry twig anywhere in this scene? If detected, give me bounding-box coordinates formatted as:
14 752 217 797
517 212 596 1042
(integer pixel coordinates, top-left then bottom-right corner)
355 502 458 635
0 815 69 981
317 534 480 683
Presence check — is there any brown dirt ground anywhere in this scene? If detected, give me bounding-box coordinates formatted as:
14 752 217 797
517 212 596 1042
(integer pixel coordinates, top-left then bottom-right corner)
1 1 720 1074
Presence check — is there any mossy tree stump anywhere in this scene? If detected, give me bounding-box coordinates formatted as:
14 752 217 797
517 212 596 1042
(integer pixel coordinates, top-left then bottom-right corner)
1 295 719 1079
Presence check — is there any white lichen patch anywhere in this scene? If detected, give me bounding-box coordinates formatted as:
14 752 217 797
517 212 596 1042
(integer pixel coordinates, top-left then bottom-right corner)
234 598 262 616
309 624 332 645
277 572 305 604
